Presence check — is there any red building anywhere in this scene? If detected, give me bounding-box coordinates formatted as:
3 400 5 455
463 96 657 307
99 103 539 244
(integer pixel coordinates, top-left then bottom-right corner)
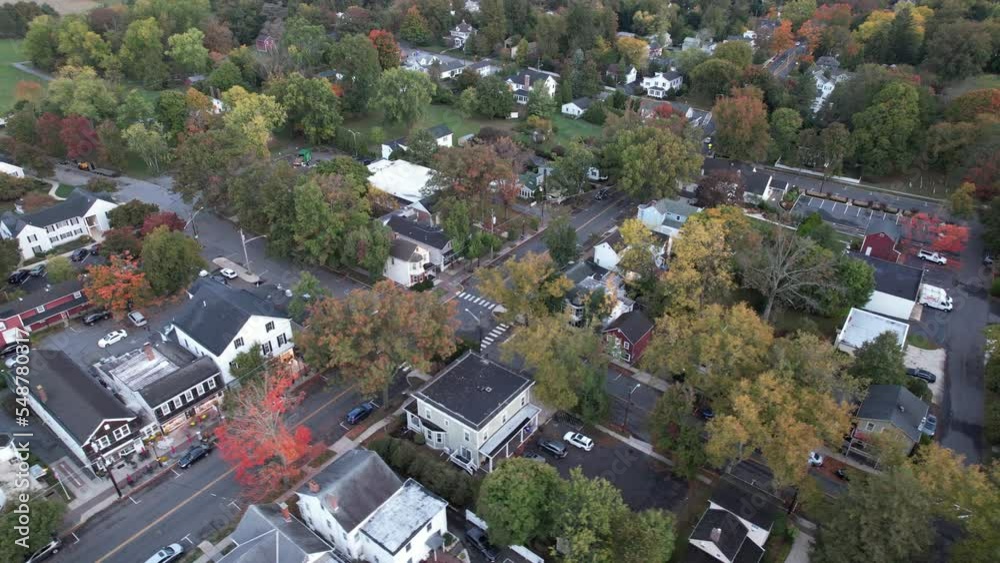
602 310 654 364
861 231 902 263
0 279 89 346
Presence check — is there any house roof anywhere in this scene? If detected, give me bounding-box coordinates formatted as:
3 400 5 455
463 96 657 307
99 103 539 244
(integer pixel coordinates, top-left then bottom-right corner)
645 197 700 220
172 279 283 356
857 384 929 443
385 215 450 249
506 69 556 90
744 172 772 195
367 159 437 204
857 254 923 300
27 350 134 444
837 308 908 351
0 278 84 319
570 97 593 109
709 480 780 530
691 508 749 562
1 189 114 235
140 356 219 407
95 342 219 408
297 449 403 533
361 479 448 555
218 504 334 563
454 21 475 33
427 124 452 140
415 351 533 431
602 310 654 343
390 238 421 261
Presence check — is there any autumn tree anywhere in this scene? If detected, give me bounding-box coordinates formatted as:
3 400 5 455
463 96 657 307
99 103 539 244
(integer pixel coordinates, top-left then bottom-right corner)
140 212 185 237
368 29 401 70
109 199 159 230
649 385 708 478
949 182 976 218
695 170 744 207
603 125 703 201
297 281 456 403
221 86 286 156
60 115 102 161
477 458 564 546
287 271 329 323
265 72 343 144
769 19 794 53
478 252 572 325
83 254 152 317
141 227 206 296
615 218 658 281
616 36 649 69
215 365 314 500
100 228 142 258
713 86 772 162
661 213 737 312
431 144 516 227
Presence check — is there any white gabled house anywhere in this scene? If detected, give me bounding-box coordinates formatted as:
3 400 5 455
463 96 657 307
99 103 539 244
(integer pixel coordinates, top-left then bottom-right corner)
641 71 683 98
561 97 592 118
0 188 117 260
448 20 476 48
636 197 701 239
384 238 432 288
506 69 559 104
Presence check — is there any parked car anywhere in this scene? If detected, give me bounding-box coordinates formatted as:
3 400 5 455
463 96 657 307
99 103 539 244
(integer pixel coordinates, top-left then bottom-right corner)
906 367 937 384
1 342 20 357
538 438 568 458
82 310 111 326
808 451 824 467
209 273 230 285
178 442 212 469
219 268 238 280
128 311 147 327
89 244 102 256
28 263 46 277
917 249 947 265
98 329 127 348
920 414 937 437
698 407 715 420
345 402 375 425
24 537 62 562
593 188 611 200
465 527 500 562
834 468 850 481
563 431 595 451
522 451 547 463
143 543 184 563
70 247 90 262
8 270 30 285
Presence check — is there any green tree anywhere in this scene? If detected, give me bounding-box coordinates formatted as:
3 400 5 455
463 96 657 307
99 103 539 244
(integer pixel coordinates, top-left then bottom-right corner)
120 18 168 88
56 15 111 69
478 252 572 325
230 344 266 381
546 141 594 199
131 0 211 37
117 90 156 130
287 271 329 322
403 129 439 166
156 90 189 138
614 509 676 563
816 123 852 186
266 72 342 144
783 0 817 29
849 331 907 386
46 255 76 283
400 6 433 45
327 34 382 114
851 81 921 176
477 458 564 546
0 499 66 562
140 226 207 296
23 14 59 71
372 69 435 125
649 385 708 478
769 107 802 162
109 199 159 229
282 16 328 70
542 214 578 267
604 125 703 201
457 87 479 117
924 20 994 81
208 59 247 92
291 180 340 267
526 87 557 119
167 27 210 74
948 182 977 218
474 75 514 118
479 0 507 51
884 6 921 66
46 66 118 121
713 40 752 68
221 86 287 156
123 123 171 173
556 468 629 563
713 86 772 162
689 58 740 100
0 239 20 278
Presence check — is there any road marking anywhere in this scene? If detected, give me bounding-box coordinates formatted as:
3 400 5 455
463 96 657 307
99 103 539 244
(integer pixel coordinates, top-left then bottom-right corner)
72 532 80 544
181 534 193 545
128 497 141 505
171 468 181 478
95 384 357 563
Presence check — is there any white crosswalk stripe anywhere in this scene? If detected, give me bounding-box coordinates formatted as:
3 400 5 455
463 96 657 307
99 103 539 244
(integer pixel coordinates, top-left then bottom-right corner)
480 323 513 351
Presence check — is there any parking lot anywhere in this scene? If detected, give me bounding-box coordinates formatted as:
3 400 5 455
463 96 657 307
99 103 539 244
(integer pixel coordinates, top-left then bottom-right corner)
791 194 905 235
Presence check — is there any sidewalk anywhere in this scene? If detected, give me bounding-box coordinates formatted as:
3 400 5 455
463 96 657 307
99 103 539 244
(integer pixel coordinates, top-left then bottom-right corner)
609 358 669 392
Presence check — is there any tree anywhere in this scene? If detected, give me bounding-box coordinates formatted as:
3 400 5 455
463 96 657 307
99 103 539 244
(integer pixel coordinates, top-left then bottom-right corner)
769 107 802 162
769 19 795 53
714 41 752 68
171 129 245 206
477 458 564 546
0 499 65 562
215 365 314 500
297 281 457 403
816 123 852 186
100 228 142 258
431 144 516 227
946 89 1000 123
849 331 907 386
372 69 435 125
327 34 382 114
542 214 578 267
117 90 156 130
713 86 771 162
924 20 992 81
949 182 977 218
83 254 152 317
851 81 921 176
23 14 59 70
282 16 328 71
546 142 594 199
43 255 75 284
0 239 19 278
661 214 736 312
556 468 629 563
689 58 740 100
368 29 400 70
123 123 170 173
140 212 185 236
56 15 111 69
109 199 159 230
526 88 557 119
266 72 342 144
884 6 921 66
120 18 168 88
617 36 649 69
604 125 703 201
474 75 514 118
230 344 266 381
167 27 210 74
59 115 102 161
695 170 744 207
478 252 572 325
46 66 118 121
649 385 708 478
221 86 286 156
141 227 206 296
614 509 676 563
287 271 329 323
400 6 432 45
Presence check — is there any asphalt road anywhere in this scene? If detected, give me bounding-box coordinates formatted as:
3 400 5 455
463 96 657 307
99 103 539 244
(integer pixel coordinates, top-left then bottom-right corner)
605 367 661 443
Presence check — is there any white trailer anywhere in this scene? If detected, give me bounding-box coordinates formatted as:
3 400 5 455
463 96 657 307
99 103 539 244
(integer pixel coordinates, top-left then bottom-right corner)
0 161 25 178
919 284 953 312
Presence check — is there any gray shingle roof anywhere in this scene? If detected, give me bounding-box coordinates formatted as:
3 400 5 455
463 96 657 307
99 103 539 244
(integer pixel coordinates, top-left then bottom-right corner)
297 449 403 533
857 384 929 443
709 480 780 530
1 189 113 235
745 172 772 195
857 254 923 300
427 124 452 140
691 508 749 561
172 279 283 356
602 310 654 343
570 97 593 109
219 505 335 563
386 215 450 249
139 356 220 407
390 238 420 261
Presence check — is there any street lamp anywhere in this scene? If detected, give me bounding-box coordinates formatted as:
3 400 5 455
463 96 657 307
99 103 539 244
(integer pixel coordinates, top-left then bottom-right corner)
185 207 204 239
346 128 360 157
239 229 267 276
465 308 482 349
622 383 640 432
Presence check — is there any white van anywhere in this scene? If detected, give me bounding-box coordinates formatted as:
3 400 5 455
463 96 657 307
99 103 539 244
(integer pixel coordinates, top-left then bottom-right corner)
144 543 184 563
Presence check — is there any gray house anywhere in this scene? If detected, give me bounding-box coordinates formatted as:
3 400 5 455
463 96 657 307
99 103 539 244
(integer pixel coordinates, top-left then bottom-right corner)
848 384 932 461
218 504 340 563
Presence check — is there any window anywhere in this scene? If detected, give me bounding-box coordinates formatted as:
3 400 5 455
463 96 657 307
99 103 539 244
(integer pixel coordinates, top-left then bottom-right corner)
184 390 194 402
229 360 239 371
444 419 449 428
623 341 631 350
464 430 470 442
277 333 288 347
234 337 244 348
207 378 217 390
406 542 411 552
73 291 82 299
196 383 205 396
35 305 44 313
864 422 876 432
261 341 273 355
266 321 275 332
173 397 183 409
112 425 131 441
521 395 526 406
94 435 111 450
27 234 36 243
425 522 432 531
161 403 171 416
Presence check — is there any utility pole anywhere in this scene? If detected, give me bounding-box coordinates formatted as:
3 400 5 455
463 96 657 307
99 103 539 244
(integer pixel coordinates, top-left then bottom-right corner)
466 309 482 350
239 229 268 276
622 383 640 432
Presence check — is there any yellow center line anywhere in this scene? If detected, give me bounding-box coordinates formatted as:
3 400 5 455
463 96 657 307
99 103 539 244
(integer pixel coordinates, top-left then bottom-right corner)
95 384 355 563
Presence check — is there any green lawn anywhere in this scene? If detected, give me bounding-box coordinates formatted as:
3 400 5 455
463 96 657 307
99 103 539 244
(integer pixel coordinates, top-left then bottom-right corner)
942 73 1000 101
0 39 45 114
55 184 76 198
551 114 602 144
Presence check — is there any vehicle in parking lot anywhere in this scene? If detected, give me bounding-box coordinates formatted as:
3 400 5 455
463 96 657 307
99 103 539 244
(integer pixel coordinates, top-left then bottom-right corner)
906 367 937 384
98 329 127 348
178 442 212 469
522 451 546 462
28 263 46 277
346 402 376 424
563 431 594 451
70 248 90 262
220 268 238 280
143 543 184 563
808 451 824 466
465 527 500 562
8 270 30 285
24 537 62 562
920 414 937 437
128 311 147 327
210 273 229 285
1 342 19 357
82 310 111 325
917 249 947 265
90 244 101 256
538 438 568 458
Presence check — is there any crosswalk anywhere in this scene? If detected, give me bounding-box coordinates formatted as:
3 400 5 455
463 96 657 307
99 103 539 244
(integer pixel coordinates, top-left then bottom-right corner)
481 323 511 352
457 291 501 311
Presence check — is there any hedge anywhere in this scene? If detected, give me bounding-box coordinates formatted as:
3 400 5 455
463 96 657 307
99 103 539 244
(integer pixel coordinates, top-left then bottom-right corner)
369 436 481 507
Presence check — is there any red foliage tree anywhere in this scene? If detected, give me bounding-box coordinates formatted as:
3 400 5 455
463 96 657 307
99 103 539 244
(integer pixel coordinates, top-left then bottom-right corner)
965 153 1000 200
36 112 65 156
769 20 795 54
83 254 152 318
903 213 969 254
140 212 186 236
813 3 852 27
932 223 970 254
652 103 675 119
432 144 517 227
60 115 102 161
214 365 314 500
368 29 401 70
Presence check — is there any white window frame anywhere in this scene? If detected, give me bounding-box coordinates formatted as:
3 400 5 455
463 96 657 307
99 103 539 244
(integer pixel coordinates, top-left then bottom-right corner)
207 378 217 390
94 435 111 450
196 383 205 396
184 390 194 402
161 403 171 416
864 421 876 432
173 397 183 409
234 337 244 349
464 430 470 442
112 425 131 441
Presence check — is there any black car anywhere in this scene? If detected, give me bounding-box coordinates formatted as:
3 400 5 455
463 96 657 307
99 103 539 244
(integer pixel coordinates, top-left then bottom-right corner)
28 263 46 277
465 527 500 562
90 244 102 256
906 367 937 384
82 310 111 326
698 407 715 420
522 451 547 463
346 402 375 425
177 443 212 469
71 248 90 262
8 270 30 285
209 273 230 285
538 438 568 458
24 537 61 563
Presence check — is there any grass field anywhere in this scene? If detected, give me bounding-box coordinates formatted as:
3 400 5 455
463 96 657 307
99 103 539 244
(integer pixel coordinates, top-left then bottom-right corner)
55 184 76 198
0 40 45 114
942 73 1000 101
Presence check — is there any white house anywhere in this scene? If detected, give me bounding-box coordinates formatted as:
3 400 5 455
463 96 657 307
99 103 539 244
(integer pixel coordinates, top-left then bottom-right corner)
0 189 118 260
506 69 559 104
406 351 540 473
170 279 295 384
448 20 476 48
383 210 456 272
742 170 786 204
593 229 666 275
564 261 634 327
297 449 448 563
641 71 683 98
561 97 593 118
605 64 638 85
367 159 438 215
835 308 909 356
858 254 923 321
811 56 852 114
636 197 701 239
384 238 432 288
219 504 337 563
0 161 25 178
687 480 779 563
380 124 454 159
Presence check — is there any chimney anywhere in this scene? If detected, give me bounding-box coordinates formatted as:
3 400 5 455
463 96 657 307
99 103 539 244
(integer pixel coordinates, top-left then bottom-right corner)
328 496 339 513
307 480 320 493
36 384 47 403
202 300 207 308
144 343 155 361
278 501 291 522
710 527 722 543
523 73 530 88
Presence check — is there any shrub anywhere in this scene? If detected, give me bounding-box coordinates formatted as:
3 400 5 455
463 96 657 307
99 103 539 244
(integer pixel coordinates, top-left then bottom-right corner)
413 432 426 445
390 440 417 470
991 278 1000 298
984 397 1000 445
987 359 1000 394
905 378 932 402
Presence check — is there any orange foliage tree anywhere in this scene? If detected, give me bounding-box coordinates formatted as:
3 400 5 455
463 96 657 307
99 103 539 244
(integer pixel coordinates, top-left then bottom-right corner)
215 365 314 501
368 29 401 70
83 254 152 317
903 213 970 254
14 81 43 105
769 20 795 54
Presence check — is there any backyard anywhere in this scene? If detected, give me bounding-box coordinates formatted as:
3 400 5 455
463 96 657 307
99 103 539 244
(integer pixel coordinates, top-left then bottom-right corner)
0 39 45 114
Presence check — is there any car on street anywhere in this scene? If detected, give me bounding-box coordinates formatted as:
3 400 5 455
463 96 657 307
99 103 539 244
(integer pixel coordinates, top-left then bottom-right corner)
8 270 30 285
82 310 111 326
593 188 611 200
89 244 101 256
220 268 238 280
178 442 212 469
906 367 938 384
808 451 824 467
128 311 148 327
834 468 850 481
984 252 994 267
522 451 546 462
210 273 230 285
70 247 90 262
465 527 500 562
24 537 62 562
917 249 947 265
346 402 376 425
28 263 46 277
98 329 127 348
563 431 594 451
143 543 184 563
538 438 568 458
920 414 937 437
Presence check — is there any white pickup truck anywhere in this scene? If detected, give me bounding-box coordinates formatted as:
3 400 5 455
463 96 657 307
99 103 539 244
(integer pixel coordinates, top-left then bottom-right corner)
919 284 953 312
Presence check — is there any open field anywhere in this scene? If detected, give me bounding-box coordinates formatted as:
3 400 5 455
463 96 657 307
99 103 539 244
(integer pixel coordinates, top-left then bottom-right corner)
942 73 1000 101
0 40 45 114
43 0 99 14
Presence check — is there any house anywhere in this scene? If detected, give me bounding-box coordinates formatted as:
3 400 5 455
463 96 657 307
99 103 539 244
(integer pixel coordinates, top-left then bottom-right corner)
383 211 456 272
561 97 593 118
367 159 438 215
742 171 785 204
641 71 683 98
402 50 468 79
606 63 638 85
639 100 714 132
835 308 909 355
593 230 666 274
861 229 902 263
406 351 540 473
316 69 345 82
12 350 139 470
518 159 553 200
218 504 338 563
564 261 633 327
858 255 923 321
685 480 779 563
0 278 89 347
1 161 25 178
297 449 448 563
811 56 852 114
255 34 277 53
848 384 931 459
637 197 701 239
448 20 476 48
0 188 117 260
170 279 295 384
467 59 500 76
93 342 224 437
384 238 432 288
602 310 654 364
380 124 454 159
505 69 559 104
646 33 670 57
